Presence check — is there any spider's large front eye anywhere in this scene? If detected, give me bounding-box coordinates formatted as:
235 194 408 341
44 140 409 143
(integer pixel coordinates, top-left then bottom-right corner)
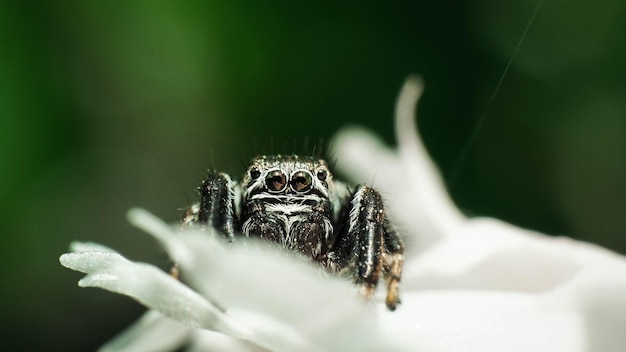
290 170 313 193
265 169 287 192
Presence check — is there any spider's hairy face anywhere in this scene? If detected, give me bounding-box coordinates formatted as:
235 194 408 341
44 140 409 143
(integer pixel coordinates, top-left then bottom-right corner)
242 155 333 201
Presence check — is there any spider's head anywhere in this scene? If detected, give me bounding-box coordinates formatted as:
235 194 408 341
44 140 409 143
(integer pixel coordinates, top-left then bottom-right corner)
243 155 333 200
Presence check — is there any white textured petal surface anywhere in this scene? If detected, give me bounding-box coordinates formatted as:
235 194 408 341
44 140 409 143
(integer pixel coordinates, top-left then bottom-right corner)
59 249 242 336
402 218 623 292
380 291 584 352
70 241 116 253
126 208 198 269
100 310 191 352
127 208 401 352
187 329 265 352
545 263 626 352
395 218 626 351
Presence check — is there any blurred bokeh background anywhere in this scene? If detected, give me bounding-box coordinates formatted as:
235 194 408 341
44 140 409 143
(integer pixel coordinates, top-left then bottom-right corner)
2 0 625 350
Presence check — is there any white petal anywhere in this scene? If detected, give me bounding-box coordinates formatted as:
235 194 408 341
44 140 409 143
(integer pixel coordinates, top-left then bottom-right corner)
185 237 402 351
331 77 465 253
126 208 197 269
59 249 243 336
187 329 265 352
381 290 584 352
397 218 626 351
99 310 191 352
395 76 466 238
123 211 325 351
544 263 626 352
70 241 116 253
403 218 625 292
127 209 402 351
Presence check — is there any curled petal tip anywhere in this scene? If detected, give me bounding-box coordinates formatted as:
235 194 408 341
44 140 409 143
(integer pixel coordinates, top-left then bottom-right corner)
126 207 150 224
403 75 424 95
395 75 424 142
58 253 71 267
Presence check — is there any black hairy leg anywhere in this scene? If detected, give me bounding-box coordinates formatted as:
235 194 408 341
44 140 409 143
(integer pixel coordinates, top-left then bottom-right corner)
182 172 238 241
332 185 404 310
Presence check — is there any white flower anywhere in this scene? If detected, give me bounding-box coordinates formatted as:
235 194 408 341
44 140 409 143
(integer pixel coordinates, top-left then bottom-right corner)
60 76 626 352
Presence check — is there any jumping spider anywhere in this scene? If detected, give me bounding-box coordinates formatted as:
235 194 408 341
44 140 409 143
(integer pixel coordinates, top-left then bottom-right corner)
182 155 404 310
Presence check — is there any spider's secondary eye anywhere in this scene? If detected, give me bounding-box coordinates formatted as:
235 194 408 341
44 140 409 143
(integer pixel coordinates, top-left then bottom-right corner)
249 168 261 180
316 169 327 181
290 170 313 193
265 169 287 192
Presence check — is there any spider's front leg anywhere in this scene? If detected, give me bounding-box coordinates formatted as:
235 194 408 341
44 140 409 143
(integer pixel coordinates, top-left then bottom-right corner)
182 171 238 241
335 185 404 311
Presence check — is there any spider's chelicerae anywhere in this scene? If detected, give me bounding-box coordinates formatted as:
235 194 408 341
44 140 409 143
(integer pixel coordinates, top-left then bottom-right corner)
182 154 404 310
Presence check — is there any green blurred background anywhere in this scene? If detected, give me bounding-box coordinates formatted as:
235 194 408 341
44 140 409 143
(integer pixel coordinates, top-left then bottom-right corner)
2 1 625 350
